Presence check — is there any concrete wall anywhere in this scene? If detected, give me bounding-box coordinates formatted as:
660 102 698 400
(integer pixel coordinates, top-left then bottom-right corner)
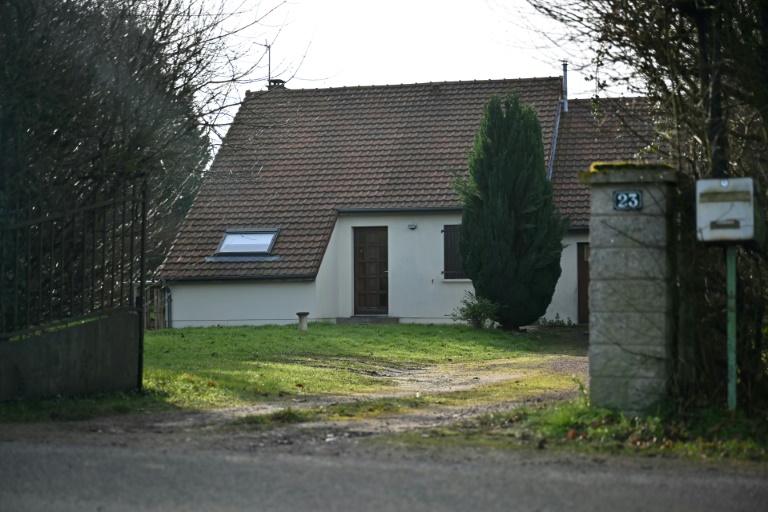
0 312 140 401
169 280 318 327
584 166 677 415
544 232 587 324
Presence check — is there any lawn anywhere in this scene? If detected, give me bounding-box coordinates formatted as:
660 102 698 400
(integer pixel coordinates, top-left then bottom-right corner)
3 323 765 464
0 323 585 421
145 323 582 407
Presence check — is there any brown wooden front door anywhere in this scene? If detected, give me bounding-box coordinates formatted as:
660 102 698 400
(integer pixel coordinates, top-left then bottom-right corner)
354 227 388 315
577 242 590 324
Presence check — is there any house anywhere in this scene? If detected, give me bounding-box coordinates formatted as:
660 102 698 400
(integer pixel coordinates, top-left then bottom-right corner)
547 95 655 324
159 72 653 327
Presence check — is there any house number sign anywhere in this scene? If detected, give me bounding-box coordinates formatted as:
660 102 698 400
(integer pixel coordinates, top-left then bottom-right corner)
613 190 643 211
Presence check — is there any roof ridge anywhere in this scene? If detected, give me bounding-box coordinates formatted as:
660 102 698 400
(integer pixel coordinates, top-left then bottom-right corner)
568 96 650 102
245 76 562 97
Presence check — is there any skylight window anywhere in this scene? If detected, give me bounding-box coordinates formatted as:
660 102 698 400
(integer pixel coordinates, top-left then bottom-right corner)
216 229 278 255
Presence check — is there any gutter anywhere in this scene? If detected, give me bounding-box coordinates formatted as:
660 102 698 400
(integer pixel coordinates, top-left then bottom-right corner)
163 274 316 283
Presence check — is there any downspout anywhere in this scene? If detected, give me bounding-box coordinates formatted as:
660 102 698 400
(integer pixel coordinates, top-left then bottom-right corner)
547 100 563 181
547 61 568 181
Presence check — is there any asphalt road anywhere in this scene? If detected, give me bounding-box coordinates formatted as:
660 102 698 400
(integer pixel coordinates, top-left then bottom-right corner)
1 442 766 511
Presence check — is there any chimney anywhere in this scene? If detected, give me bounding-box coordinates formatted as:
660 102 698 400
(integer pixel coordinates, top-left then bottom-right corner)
562 61 568 112
268 78 286 90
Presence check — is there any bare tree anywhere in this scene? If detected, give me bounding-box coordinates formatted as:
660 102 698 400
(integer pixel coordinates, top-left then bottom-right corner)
525 0 768 408
0 0 287 334
0 0 286 268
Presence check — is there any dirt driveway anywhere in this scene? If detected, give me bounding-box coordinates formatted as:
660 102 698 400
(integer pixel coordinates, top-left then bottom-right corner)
0 353 588 455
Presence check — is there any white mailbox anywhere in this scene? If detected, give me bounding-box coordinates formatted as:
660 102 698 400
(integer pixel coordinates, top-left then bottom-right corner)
696 178 755 242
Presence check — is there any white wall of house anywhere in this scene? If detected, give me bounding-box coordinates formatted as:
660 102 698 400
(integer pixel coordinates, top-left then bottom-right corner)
319 211 472 324
168 280 317 327
167 217 587 328
544 232 588 324
313 221 342 322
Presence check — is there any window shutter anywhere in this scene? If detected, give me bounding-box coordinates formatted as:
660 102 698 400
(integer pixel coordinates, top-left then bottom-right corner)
443 224 466 279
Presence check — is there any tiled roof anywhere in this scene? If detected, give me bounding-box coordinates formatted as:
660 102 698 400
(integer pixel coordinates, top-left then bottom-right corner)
551 97 657 228
160 78 564 279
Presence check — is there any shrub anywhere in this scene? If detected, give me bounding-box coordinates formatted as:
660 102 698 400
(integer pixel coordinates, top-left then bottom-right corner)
536 313 575 327
450 291 498 329
453 93 568 330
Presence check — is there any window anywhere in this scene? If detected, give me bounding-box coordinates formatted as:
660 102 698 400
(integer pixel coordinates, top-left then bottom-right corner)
443 224 466 279
216 229 278 255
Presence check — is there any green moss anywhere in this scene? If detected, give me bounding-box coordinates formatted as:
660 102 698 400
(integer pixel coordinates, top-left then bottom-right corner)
589 161 674 173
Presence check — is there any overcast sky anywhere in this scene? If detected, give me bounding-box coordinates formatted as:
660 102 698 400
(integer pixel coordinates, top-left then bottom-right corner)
228 0 598 98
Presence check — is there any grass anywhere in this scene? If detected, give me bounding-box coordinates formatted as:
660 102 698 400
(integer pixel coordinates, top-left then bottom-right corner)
142 323 575 408
388 395 768 463
231 399 426 427
0 323 584 422
232 370 579 428
2 322 764 464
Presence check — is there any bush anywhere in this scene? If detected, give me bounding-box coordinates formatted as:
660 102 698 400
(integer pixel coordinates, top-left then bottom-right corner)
450 291 498 329
453 93 568 330
536 313 575 327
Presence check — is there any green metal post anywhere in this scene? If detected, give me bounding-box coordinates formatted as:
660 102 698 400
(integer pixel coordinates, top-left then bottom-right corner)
726 246 737 411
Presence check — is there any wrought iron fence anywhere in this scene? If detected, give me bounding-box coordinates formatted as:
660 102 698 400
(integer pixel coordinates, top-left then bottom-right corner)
0 181 147 340
143 281 168 330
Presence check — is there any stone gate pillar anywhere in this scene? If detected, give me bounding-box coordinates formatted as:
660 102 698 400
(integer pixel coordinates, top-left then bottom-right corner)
580 163 677 415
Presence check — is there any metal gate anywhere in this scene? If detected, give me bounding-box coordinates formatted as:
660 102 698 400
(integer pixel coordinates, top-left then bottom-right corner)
0 180 147 399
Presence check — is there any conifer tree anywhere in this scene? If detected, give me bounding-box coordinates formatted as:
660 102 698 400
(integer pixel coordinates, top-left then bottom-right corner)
454 93 568 330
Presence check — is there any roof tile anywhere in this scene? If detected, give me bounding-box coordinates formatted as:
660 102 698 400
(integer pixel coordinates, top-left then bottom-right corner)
551 98 657 229
160 80 653 280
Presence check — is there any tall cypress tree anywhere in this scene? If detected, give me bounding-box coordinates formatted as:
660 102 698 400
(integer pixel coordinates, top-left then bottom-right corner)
454 93 569 330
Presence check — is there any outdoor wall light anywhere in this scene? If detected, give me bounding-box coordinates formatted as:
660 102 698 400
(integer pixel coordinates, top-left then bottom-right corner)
408 223 417 230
